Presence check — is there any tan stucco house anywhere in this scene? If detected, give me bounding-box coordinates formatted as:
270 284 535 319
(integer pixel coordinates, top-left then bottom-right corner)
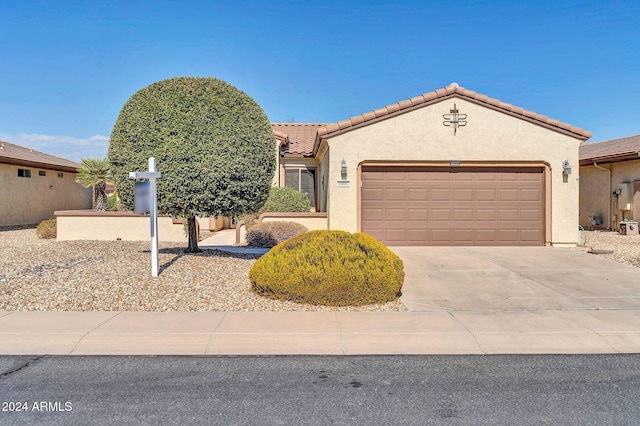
579 134 640 231
0 140 91 226
271 83 591 246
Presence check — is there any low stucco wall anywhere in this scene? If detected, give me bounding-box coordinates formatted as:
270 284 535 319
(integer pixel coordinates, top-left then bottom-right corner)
55 211 222 242
259 212 328 230
1 163 91 226
56 211 187 242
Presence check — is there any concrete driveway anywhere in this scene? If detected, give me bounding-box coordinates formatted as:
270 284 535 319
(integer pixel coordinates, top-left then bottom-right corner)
392 246 640 312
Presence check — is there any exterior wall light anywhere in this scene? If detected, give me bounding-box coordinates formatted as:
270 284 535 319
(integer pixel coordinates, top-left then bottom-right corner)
562 160 571 176
341 159 347 180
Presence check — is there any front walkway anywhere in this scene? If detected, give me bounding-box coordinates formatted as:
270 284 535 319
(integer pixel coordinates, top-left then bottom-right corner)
199 229 268 255
1 309 638 355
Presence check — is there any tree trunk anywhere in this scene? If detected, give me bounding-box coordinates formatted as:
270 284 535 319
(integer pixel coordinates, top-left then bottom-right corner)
186 216 201 253
94 182 107 211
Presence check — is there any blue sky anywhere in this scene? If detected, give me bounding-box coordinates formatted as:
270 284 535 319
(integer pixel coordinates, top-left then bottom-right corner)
0 0 638 161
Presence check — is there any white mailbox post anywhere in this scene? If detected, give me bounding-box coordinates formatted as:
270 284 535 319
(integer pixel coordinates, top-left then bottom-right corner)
129 158 162 277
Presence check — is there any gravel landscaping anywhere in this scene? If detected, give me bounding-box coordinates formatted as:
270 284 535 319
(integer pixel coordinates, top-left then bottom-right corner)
571 230 640 268
2 227 638 312
0 226 406 312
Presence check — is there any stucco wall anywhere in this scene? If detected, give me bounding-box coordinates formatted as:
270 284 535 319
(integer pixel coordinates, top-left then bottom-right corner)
260 213 328 230
0 163 91 226
579 159 640 229
56 212 189 242
56 212 223 241
324 97 582 245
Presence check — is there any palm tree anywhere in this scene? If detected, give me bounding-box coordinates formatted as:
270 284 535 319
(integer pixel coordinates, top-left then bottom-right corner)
76 157 112 211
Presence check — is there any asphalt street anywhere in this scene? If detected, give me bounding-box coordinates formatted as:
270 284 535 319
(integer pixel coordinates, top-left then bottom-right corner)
1 355 639 425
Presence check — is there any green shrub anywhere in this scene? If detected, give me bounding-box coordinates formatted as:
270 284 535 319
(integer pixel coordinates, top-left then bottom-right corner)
249 230 404 306
246 221 308 248
259 187 311 213
107 194 118 211
242 187 312 228
36 219 57 239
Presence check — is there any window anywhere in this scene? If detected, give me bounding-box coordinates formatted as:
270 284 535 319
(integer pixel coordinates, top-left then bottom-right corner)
18 169 31 178
57 172 64 178
38 170 46 176
284 168 316 208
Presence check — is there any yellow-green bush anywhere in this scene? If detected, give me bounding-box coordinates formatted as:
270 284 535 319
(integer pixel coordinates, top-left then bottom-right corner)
249 230 404 306
36 219 56 239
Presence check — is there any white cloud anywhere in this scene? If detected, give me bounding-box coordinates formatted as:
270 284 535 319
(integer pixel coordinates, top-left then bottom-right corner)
0 133 110 162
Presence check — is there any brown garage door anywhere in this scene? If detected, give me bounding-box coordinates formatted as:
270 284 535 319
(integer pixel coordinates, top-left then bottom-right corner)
361 166 545 246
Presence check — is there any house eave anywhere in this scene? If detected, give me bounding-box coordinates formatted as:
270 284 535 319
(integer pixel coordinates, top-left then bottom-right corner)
579 153 640 166
312 91 591 156
0 157 80 173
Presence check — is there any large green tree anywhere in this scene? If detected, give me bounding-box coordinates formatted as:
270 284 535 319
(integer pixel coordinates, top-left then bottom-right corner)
108 77 276 252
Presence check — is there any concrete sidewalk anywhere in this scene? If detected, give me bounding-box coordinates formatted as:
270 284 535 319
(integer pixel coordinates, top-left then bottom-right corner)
3 243 640 356
1 309 639 356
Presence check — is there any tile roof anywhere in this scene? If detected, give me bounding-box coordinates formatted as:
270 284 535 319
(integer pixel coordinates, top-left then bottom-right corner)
0 140 82 172
271 123 327 157
579 134 640 165
314 83 591 155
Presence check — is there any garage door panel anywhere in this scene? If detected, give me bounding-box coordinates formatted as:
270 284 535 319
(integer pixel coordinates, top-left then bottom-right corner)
361 167 544 246
385 189 406 201
430 172 451 182
454 188 474 201
476 229 497 242
408 188 429 201
362 208 384 221
499 172 519 182
476 189 497 201
521 172 543 182
454 209 474 221
476 209 497 221
363 228 385 242
431 229 452 242
407 230 431 243
408 171 430 181
431 188 451 201
362 188 384 201
407 209 429 221
499 189 518 201
453 172 475 181
431 209 451 221
497 229 519 244
385 209 406 221
386 172 407 181
499 209 519 221
476 172 497 181
521 189 542 202
385 229 407 243
521 209 541 221
453 229 474 244
520 229 543 243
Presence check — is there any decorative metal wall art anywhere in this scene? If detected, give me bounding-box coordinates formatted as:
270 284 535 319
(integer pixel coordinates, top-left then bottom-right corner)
442 103 467 135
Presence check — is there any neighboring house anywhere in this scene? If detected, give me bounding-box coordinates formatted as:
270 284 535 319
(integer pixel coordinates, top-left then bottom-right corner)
579 134 640 230
0 140 92 226
271 83 591 246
